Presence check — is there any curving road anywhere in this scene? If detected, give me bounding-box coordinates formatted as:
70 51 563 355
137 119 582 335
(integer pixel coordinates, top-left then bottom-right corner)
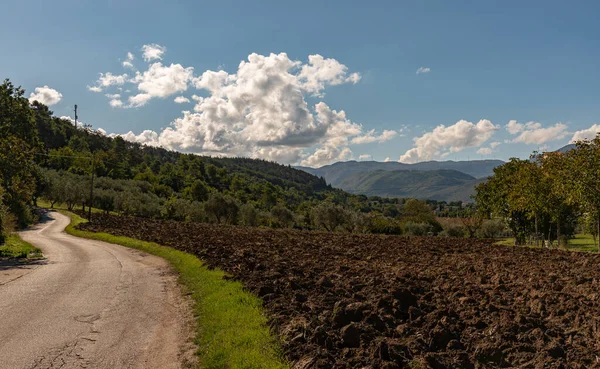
0 212 193 369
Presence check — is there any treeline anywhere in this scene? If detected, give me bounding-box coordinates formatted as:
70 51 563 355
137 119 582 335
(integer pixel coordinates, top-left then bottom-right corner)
42 169 448 235
475 139 600 247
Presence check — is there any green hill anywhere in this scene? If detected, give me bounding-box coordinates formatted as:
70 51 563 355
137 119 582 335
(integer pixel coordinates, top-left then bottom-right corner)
334 169 486 202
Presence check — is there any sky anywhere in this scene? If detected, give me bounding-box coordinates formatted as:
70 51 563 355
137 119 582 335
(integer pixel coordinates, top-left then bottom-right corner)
2 0 600 167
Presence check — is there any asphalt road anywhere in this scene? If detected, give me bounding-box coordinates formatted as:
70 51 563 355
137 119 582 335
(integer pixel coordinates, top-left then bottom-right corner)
0 212 193 369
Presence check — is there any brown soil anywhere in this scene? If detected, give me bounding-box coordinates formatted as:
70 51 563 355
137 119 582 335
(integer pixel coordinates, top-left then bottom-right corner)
79 213 600 369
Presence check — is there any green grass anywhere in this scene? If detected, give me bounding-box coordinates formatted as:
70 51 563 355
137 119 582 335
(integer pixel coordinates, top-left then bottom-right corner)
0 234 42 259
565 233 597 252
60 210 288 369
495 234 599 253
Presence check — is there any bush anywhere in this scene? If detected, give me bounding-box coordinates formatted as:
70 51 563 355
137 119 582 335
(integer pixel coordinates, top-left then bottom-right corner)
477 219 506 239
239 203 259 227
270 205 295 228
366 215 403 235
311 202 346 232
204 193 239 224
439 224 466 238
403 221 434 236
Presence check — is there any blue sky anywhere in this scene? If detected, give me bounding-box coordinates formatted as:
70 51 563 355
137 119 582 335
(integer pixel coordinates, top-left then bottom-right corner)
2 0 599 166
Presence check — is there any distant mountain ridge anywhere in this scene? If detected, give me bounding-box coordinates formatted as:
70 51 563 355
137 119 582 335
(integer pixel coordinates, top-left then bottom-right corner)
295 159 505 202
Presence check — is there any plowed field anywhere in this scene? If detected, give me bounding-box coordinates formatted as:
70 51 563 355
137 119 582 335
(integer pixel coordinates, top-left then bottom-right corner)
79 213 600 369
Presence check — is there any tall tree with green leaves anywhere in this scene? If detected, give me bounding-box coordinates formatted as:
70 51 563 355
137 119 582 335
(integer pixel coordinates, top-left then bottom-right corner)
0 80 41 229
474 158 533 245
567 135 600 252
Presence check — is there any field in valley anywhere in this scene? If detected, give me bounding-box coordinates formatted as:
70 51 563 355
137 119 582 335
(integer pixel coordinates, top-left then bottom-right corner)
80 213 600 369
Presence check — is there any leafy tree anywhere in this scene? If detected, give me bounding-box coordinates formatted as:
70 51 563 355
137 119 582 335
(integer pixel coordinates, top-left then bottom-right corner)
567 136 600 251
475 159 533 245
0 187 7 243
204 193 239 224
270 205 295 228
311 202 346 232
185 180 210 202
239 203 259 226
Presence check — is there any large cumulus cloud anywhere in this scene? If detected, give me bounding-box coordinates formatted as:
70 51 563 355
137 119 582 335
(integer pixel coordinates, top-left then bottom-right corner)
97 49 396 166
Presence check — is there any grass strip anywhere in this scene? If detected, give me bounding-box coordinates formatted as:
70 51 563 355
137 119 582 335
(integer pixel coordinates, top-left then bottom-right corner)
60 210 288 369
0 234 42 259
495 234 598 252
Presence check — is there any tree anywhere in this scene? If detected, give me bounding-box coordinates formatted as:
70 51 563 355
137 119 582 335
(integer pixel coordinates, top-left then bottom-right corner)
311 202 346 232
540 152 578 247
204 193 239 224
0 187 7 243
185 180 210 202
510 158 549 247
270 205 295 228
239 203 259 226
475 158 534 245
400 199 442 233
568 135 600 252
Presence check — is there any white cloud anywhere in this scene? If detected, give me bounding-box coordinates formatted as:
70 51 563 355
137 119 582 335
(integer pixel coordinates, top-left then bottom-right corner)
506 120 568 144
477 141 501 156
109 52 387 167
174 96 190 104
60 116 81 127
570 124 600 143
358 154 372 161
122 52 135 69
128 93 152 108
350 129 397 144
142 44 166 62
109 99 123 108
128 62 194 106
399 119 498 163
384 157 392 162
416 66 431 74
88 72 129 93
297 54 361 96
110 130 160 146
477 147 492 155
29 86 63 106
105 93 123 108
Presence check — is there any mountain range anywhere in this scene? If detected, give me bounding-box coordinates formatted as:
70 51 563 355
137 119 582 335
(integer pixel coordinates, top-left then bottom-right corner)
296 160 504 202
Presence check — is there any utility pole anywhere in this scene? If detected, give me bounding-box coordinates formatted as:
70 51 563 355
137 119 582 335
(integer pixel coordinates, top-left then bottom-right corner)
88 153 95 222
74 104 78 127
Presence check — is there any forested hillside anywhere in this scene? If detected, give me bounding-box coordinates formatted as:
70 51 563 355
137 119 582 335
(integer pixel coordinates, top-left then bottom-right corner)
1 79 451 239
297 159 503 201
334 169 486 202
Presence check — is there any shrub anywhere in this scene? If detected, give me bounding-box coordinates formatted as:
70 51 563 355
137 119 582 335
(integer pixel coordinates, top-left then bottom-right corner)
239 203 259 227
403 221 434 236
440 224 466 238
311 202 346 232
367 215 403 235
477 219 506 239
270 205 295 228
204 193 239 224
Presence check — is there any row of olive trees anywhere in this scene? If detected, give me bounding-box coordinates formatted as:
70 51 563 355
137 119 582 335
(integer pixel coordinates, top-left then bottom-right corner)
40 169 408 235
